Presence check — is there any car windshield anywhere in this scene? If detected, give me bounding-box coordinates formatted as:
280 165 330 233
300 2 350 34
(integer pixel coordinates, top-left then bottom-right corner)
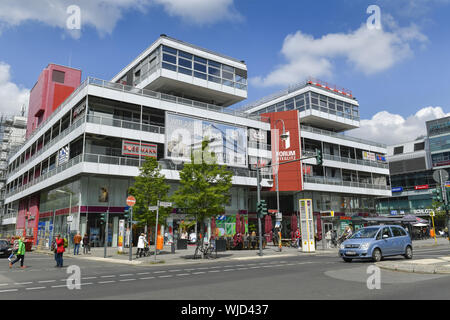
0 240 7 246
349 228 379 239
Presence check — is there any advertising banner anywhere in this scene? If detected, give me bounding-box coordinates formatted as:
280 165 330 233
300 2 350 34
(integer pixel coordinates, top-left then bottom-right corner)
299 199 315 252
363 151 376 161
118 219 124 252
165 113 247 167
56 145 70 166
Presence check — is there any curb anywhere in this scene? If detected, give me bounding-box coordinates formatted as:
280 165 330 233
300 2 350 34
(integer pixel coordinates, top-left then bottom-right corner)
377 261 450 275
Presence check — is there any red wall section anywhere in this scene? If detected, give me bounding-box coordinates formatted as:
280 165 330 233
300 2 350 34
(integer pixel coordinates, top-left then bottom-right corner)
264 110 303 192
26 64 81 138
52 84 76 112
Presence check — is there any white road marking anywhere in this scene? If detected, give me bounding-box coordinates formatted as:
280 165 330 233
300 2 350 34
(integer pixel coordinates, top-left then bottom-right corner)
82 277 97 280
158 275 172 278
154 271 166 274
119 274 133 277
26 287 46 290
137 272 150 275
176 274 190 276
119 279 136 282
38 280 56 283
15 282 33 285
100 275 115 278
0 289 18 293
140 277 155 280
98 281 116 284
192 272 205 274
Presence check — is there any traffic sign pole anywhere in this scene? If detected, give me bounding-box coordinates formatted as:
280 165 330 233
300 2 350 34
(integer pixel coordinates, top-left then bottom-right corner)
129 207 133 261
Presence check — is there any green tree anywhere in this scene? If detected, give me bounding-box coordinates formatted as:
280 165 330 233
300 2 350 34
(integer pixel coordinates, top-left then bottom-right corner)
129 157 171 235
172 139 233 258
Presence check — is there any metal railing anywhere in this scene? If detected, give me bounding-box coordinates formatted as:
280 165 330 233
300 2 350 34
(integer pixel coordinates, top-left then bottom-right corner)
303 176 390 190
7 116 86 179
5 152 270 199
300 124 386 148
6 154 83 198
87 77 268 123
86 114 165 134
321 153 389 169
8 75 269 164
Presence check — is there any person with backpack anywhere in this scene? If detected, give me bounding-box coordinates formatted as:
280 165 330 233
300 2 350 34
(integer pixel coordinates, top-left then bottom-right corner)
9 237 26 269
55 234 65 267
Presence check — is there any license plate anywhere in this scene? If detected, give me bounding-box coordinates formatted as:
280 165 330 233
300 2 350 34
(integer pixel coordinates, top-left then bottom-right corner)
346 251 357 256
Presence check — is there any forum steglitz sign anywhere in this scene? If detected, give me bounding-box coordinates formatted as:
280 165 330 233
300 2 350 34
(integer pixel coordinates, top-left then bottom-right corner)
165 113 248 167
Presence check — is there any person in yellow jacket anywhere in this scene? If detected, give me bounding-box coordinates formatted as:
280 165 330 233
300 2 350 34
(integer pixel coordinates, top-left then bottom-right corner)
9 237 26 269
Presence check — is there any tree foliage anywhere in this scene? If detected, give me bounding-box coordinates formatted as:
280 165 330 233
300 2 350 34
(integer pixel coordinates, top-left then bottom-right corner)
172 139 233 248
129 157 171 228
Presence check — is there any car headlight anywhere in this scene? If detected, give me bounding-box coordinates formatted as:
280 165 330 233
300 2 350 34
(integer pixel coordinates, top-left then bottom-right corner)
360 243 370 250
340 243 345 249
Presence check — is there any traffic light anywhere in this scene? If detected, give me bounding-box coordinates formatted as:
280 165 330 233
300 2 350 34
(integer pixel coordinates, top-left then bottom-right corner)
100 212 107 223
124 207 131 220
432 187 443 203
315 148 323 166
257 200 268 218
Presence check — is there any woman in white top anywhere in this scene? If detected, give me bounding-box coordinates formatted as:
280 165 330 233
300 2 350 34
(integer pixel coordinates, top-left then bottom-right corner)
137 233 148 258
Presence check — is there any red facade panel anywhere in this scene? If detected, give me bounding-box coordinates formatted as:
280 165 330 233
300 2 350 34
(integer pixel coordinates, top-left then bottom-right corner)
264 110 303 192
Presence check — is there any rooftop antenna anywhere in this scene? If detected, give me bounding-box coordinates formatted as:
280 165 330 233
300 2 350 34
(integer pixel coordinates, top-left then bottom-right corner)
21 104 25 117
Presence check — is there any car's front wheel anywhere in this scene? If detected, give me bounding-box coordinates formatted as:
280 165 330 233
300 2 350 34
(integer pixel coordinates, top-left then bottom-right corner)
372 248 382 262
404 246 413 259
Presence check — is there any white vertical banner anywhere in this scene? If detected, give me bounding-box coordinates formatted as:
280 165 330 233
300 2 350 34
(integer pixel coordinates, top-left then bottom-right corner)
299 199 315 252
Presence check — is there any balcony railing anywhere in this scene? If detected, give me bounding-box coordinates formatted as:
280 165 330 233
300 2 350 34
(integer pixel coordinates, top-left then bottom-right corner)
322 153 389 169
300 125 386 149
303 175 390 190
86 114 165 134
88 77 268 123
7 116 86 179
5 153 271 199
8 76 269 163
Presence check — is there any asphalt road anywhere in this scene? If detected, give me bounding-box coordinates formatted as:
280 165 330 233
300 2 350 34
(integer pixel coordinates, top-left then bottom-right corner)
0 245 449 302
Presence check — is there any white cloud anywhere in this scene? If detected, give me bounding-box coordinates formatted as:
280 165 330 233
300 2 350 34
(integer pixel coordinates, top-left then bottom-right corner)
0 62 29 116
0 0 240 38
251 21 427 88
345 107 450 145
153 0 242 25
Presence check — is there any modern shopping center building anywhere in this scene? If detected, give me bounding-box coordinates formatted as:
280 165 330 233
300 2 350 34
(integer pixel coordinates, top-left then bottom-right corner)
4 35 394 247
4 35 273 247
241 79 391 237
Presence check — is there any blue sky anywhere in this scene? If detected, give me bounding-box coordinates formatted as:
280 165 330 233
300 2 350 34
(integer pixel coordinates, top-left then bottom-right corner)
0 0 449 144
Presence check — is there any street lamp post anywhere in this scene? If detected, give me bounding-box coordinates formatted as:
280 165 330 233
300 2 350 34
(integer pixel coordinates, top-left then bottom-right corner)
273 119 289 217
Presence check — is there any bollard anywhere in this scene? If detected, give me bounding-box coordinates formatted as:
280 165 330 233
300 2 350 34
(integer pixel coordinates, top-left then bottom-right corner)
171 241 176 254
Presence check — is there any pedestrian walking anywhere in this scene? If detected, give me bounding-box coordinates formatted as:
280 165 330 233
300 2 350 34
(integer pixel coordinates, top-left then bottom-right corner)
55 234 65 267
82 233 90 254
137 233 147 258
294 229 301 249
325 229 332 249
73 232 82 255
9 237 26 269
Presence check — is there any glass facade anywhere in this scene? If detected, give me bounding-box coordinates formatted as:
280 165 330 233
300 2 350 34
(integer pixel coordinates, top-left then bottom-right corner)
160 45 248 90
251 92 360 122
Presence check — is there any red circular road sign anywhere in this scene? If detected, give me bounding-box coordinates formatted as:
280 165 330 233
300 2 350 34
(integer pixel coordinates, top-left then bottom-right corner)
126 196 136 207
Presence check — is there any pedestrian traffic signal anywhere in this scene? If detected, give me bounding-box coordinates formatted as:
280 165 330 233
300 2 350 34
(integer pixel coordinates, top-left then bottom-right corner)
257 200 268 218
432 187 443 203
100 212 107 223
315 148 323 166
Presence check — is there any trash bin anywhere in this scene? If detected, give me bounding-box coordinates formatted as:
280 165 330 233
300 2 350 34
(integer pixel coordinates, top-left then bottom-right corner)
215 239 227 252
177 239 188 250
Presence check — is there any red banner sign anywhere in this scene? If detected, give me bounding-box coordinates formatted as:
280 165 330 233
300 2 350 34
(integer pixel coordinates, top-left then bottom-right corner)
414 185 429 190
122 140 157 158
